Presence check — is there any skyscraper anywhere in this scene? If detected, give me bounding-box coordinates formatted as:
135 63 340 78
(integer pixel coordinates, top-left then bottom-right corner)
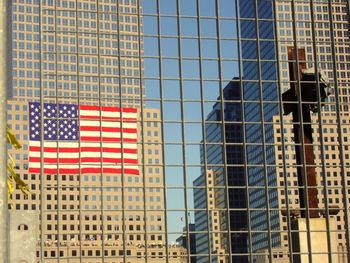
12 0 142 105
6 0 350 262
193 79 280 263
273 1 350 258
8 0 186 261
193 1 281 262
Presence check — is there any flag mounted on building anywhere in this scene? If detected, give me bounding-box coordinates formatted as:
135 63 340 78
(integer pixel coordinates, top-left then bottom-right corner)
29 102 139 175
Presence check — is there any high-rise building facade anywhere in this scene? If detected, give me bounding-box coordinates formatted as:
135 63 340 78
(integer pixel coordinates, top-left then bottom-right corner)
274 1 350 258
193 1 282 261
193 78 280 263
6 0 350 262
12 0 142 106
9 0 186 262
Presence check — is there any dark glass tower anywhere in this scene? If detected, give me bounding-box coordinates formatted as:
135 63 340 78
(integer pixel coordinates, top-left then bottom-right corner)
194 1 281 262
239 0 281 252
194 79 247 263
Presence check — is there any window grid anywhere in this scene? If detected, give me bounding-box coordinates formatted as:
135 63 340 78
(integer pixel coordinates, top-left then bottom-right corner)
7 0 350 262
327 0 350 258
309 1 332 262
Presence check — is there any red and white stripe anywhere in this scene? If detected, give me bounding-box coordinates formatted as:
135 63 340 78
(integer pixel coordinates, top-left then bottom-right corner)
29 105 139 175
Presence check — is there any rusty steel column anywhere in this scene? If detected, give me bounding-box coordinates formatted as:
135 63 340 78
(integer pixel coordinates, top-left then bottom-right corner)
288 47 319 218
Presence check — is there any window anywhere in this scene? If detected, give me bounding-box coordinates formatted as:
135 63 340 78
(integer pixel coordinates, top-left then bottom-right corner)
8 1 350 262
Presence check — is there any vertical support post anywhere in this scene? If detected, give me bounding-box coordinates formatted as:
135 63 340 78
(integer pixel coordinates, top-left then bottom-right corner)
0 0 9 262
288 47 319 218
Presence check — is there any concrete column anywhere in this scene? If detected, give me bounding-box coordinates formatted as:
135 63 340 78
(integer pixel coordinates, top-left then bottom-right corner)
9 211 37 263
0 0 10 262
291 217 338 263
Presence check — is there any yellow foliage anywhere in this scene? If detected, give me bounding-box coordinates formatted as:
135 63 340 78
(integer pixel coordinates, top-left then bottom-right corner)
7 124 21 150
7 125 30 200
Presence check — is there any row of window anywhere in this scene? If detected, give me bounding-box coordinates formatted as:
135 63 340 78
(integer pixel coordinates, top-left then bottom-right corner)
44 204 165 211
46 214 145 221
42 246 182 258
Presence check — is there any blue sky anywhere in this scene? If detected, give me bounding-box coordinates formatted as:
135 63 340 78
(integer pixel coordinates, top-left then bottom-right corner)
140 0 240 240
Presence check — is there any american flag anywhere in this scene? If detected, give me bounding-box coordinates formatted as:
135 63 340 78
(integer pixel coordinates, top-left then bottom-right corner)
29 102 139 175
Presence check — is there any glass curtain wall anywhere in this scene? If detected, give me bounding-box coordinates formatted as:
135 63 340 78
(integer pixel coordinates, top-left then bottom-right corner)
7 0 350 262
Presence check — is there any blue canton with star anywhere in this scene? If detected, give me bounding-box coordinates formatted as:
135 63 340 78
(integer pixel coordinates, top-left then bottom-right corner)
29 102 79 141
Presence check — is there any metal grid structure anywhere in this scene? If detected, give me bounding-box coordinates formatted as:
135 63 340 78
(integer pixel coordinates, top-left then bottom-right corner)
6 0 350 262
